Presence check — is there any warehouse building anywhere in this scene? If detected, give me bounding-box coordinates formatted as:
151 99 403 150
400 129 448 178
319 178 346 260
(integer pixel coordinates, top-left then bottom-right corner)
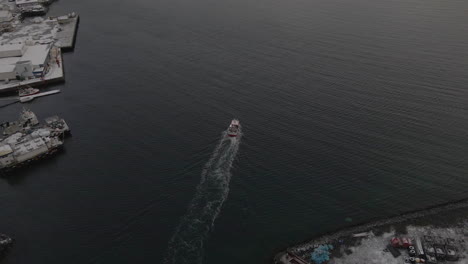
0 43 52 82
0 44 26 58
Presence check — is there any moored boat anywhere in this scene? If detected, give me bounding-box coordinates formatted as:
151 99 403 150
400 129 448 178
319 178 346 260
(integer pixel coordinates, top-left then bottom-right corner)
445 245 459 261
20 4 48 16
0 233 13 253
18 87 40 97
227 119 240 137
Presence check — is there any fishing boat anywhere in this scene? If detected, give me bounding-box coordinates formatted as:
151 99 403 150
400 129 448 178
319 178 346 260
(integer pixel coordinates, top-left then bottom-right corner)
18 87 40 97
19 89 61 103
0 233 13 252
20 4 48 16
227 119 240 137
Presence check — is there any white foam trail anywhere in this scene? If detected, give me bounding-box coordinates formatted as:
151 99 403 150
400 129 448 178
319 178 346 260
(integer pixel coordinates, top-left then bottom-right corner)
163 131 241 264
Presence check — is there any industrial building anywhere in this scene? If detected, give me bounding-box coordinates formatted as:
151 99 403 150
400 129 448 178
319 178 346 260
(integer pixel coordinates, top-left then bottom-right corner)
0 43 51 82
0 10 13 23
0 44 26 58
0 8 14 34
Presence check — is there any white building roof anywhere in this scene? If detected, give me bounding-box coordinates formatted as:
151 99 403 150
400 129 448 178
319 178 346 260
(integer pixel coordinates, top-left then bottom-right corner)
0 57 20 73
20 44 50 66
0 43 24 53
0 144 13 156
0 56 21 65
0 10 12 18
0 64 16 73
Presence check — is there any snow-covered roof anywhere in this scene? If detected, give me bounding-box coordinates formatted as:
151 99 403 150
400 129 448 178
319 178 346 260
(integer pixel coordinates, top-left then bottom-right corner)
0 10 12 18
0 56 20 73
0 43 24 53
0 57 21 65
0 63 16 73
20 44 50 66
0 144 13 156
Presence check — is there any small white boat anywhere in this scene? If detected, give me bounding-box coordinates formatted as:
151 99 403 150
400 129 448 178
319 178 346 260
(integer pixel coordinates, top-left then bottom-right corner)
19 96 34 103
227 119 240 137
352 232 370 238
19 89 61 103
18 87 40 97
0 233 13 247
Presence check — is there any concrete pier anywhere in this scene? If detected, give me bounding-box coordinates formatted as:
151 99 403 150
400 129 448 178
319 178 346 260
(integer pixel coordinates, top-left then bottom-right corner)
0 51 64 93
55 16 79 50
0 0 79 94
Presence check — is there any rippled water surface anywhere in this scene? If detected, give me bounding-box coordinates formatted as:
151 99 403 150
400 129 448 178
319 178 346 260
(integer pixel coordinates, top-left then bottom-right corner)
0 0 467 263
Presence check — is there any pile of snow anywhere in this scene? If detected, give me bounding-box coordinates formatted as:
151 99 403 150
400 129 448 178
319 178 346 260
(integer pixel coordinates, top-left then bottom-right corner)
32 17 43 23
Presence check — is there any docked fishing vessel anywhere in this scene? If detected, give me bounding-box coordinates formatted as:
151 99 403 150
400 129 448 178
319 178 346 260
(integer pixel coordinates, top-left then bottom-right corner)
227 119 240 137
0 109 70 172
0 108 39 136
45 115 71 135
18 87 40 98
20 4 48 16
0 233 13 254
0 131 63 171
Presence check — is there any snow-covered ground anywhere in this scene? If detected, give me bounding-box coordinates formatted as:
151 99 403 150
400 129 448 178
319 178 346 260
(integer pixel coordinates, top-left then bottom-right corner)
0 15 78 49
276 201 468 264
331 224 468 264
0 51 63 92
0 0 58 46
0 17 59 46
0 0 78 92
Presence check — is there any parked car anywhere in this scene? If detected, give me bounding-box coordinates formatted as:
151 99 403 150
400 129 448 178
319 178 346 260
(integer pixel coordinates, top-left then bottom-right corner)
424 235 434 244
425 244 436 256
425 254 438 264
391 237 403 248
434 244 446 260
445 245 458 261
401 237 412 248
446 238 456 246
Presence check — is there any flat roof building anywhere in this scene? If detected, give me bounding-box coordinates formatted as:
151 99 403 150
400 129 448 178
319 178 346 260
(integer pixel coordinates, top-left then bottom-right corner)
0 44 51 80
0 10 13 23
0 57 20 80
19 44 50 68
0 43 26 58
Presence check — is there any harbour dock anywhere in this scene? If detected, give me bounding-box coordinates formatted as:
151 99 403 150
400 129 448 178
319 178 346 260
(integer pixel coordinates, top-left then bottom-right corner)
273 199 468 264
0 49 64 93
55 15 79 50
0 0 79 94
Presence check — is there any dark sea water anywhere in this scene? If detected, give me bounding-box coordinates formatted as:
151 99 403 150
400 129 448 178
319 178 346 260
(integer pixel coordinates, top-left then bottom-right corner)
0 0 467 263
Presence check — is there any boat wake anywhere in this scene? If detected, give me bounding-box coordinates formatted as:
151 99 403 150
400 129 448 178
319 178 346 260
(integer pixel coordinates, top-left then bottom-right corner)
163 131 241 264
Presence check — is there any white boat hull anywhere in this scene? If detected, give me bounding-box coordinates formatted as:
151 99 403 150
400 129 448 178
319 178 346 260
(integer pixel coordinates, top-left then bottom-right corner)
19 90 60 103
